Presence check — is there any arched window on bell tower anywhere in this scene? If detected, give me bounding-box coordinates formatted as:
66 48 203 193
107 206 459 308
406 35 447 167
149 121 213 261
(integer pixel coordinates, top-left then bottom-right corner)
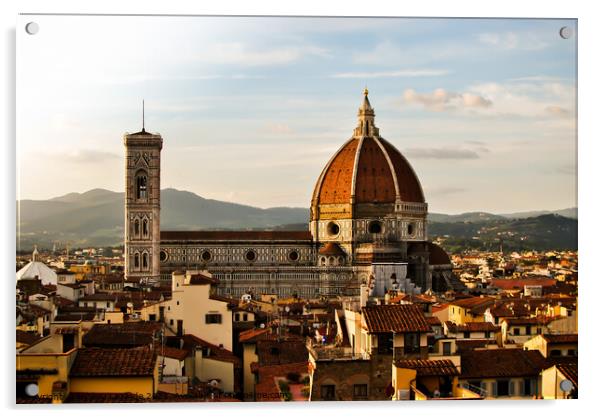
142 218 149 238
134 218 140 237
136 170 148 200
142 252 149 270
134 252 140 269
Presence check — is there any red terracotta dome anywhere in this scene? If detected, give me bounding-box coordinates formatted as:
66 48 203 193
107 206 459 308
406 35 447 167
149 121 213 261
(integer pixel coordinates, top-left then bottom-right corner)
312 90 425 205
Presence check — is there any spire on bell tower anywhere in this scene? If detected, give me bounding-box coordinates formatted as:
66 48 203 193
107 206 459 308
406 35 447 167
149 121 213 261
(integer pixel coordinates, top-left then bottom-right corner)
354 88 379 137
142 99 146 133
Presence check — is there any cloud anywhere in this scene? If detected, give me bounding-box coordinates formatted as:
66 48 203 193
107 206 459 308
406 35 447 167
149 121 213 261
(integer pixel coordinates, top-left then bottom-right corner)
403 147 480 160
199 42 329 67
545 105 571 118
477 31 549 51
468 81 575 118
331 69 450 78
403 88 492 112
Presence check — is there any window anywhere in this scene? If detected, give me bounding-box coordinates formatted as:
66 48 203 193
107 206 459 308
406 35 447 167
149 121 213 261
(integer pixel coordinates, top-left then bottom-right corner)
513 327 521 336
407 223 415 236
443 341 452 355
463 331 470 339
142 253 149 269
134 253 140 268
550 349 562 357
568 349 576 356
134 219 140 236
353 384 368 399
142 219 149 237
327 222 340 236
205 313 222 324
484 331 491 338
136 172 148 199
321 385 335 400
245 250 257 262
201 250 212 262
368 221 382 234
243 313 248 321
288 250 299 262
404 332 420 354
159 250 168 262
522 378 534 396
497 380 510 397
235 313 240 322
170 319 174 326
377 333 393 354
525 325 531 335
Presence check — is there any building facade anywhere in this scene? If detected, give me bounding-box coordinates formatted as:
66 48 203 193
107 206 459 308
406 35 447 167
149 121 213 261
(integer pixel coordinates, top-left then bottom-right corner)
125 90 456 297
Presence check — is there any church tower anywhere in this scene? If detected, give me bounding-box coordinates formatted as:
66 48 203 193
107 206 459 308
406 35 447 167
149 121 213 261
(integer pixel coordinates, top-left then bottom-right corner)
123 116 163 286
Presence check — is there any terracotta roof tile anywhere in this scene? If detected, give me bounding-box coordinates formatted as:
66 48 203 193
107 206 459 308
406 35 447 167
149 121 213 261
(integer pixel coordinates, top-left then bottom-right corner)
556 363 578 387
362 304 431 333
395 359 459 376
460 349 547 379
70 347 156 377
318 242 346 256
444 321 500 333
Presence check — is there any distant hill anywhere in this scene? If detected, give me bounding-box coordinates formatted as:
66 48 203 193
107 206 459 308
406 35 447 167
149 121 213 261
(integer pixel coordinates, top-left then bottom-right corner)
428 207 577 223
429 214 578 252
16 188 577 251
17 188 308 250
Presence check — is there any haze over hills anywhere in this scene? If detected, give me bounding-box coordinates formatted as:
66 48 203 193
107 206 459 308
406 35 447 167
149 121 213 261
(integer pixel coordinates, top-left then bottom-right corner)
16 188 577 250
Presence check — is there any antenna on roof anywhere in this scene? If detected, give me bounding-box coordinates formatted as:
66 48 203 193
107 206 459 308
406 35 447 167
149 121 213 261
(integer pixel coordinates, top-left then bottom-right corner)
142 100 145 133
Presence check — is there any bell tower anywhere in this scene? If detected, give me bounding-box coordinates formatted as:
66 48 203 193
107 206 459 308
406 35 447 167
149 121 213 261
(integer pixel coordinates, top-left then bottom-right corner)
123 107 163 286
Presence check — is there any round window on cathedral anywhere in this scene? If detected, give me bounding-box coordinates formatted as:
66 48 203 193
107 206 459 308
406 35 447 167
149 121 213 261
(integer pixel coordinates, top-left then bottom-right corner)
288 250 299 262
407 223 415 236
327 221 340 236
245 250 257 262
159 250 168 262
368 220 383 234
201 250 212 262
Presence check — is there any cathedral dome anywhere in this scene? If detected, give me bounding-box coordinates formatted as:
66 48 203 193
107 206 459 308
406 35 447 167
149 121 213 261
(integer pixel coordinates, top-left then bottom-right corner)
16 246 58 286
312 90 425 207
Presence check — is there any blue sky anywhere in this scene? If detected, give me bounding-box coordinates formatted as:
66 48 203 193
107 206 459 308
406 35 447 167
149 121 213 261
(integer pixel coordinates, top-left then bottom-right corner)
17 16 577 213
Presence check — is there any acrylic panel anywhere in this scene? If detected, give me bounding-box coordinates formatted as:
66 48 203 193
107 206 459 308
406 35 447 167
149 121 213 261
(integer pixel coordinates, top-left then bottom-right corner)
16 15 577 404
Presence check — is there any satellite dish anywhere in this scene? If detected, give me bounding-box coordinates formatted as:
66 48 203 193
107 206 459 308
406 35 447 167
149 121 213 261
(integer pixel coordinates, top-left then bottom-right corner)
559 379 574 392
209 379 219 387
127 302 133 308
259 323 265 329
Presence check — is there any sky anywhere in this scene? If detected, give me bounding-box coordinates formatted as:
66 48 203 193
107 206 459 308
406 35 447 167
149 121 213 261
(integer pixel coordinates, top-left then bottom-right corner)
16 15 577 214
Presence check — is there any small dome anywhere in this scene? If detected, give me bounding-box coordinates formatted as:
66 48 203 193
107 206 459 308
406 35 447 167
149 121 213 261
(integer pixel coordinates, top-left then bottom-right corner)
16 261 58 285
312 91 424 206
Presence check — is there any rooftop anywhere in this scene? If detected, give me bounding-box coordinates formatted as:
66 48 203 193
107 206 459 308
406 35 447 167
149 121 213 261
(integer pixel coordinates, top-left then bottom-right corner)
70 347 156 377
362 303 431 333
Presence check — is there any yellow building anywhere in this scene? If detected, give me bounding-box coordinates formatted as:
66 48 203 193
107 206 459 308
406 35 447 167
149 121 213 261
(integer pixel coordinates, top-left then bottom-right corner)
163 270 233 351
541 363 577 399
447 297 494 324
523 334 578 358
391 359 482 400
68 347 159 399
